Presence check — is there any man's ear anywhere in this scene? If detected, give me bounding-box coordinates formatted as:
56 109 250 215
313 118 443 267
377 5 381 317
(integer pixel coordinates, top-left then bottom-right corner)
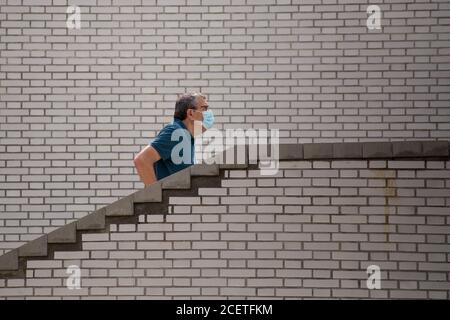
187 108 197 120
185 108 193 120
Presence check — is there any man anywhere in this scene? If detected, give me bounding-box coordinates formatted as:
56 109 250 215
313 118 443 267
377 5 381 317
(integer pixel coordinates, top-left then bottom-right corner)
134 92 214 186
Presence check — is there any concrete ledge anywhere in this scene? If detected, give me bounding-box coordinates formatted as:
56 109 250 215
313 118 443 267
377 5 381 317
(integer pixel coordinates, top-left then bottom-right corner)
392 141 422 157
304 143 334 159
18 235 47 257
0 250 18 271
277 140 449 160
48 222 77 244
362 142 392 158
278 144 303 160
333 142 362 159
77 208 106 230
422 141 449 157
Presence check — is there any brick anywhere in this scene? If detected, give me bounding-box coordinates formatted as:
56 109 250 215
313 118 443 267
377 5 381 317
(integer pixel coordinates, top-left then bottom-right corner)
54 251 89 260
220 287 255 296
109 251 145 259
82 233 109 242
192 277 227 287
169 196 201 205
387 160 425 169
82 260 117 269
198 187 227 196
418 263 450 272
138 224 172 232
276 251 312 259
137 241 172 250
332 160 367 169
109 287 145 296
165 287 201 296
332 289 369 298
390 290 427 299
165 250 200 259
418 244 450 253
110 233 145 241
82 242 117 251
332 252 368 260
419 281 450 290
389 271 426 281
0 288 33 296
276 288 313 297
158 267 196 278
220 196 256 205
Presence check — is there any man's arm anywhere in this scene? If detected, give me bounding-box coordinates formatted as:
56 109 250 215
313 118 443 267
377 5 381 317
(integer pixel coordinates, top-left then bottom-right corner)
133 145 161 187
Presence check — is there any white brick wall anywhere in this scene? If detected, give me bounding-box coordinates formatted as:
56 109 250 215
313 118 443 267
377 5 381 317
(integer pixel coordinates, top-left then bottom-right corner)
1 0 450 296
1 160 450 299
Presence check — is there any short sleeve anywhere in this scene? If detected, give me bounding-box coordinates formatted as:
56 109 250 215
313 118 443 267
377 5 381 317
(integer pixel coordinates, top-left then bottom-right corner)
150 126 179 161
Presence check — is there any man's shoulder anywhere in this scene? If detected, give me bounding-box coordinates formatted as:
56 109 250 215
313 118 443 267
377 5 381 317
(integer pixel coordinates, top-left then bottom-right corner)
155 121 191 141
159 121 183 134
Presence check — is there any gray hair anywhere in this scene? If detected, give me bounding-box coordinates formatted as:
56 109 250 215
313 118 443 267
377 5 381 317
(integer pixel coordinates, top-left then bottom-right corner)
173 92 206 120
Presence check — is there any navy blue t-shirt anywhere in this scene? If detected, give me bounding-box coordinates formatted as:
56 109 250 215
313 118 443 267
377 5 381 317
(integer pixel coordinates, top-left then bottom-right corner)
150 118 195 181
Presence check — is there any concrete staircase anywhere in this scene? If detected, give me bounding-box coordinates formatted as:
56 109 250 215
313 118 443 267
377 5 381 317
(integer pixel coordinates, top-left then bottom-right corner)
0 140 449 279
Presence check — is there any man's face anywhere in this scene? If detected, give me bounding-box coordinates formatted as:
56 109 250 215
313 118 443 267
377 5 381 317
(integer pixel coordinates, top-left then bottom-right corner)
187 97 209 122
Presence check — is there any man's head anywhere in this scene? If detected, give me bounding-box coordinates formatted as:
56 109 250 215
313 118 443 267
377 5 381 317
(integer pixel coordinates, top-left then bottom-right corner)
174 92 209 122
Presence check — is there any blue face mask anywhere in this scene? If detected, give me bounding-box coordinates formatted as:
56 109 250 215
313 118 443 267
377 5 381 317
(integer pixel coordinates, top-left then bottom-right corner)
201 110 214 129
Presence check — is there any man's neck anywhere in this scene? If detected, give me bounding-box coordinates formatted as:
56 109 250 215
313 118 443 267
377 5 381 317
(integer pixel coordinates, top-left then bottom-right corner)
182 119 205 138
182 118 194 137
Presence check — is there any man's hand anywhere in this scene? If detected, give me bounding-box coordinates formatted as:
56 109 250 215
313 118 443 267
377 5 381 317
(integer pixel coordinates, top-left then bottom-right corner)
134 145 161 186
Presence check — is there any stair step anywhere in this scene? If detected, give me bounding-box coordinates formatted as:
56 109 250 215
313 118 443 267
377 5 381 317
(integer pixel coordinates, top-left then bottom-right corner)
48 222 77 244
77 208 106 230
105 196 134 217
0 158 225 277
0 250 18 271
132 182 162 203
161 167 191 189
18 235 47 257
